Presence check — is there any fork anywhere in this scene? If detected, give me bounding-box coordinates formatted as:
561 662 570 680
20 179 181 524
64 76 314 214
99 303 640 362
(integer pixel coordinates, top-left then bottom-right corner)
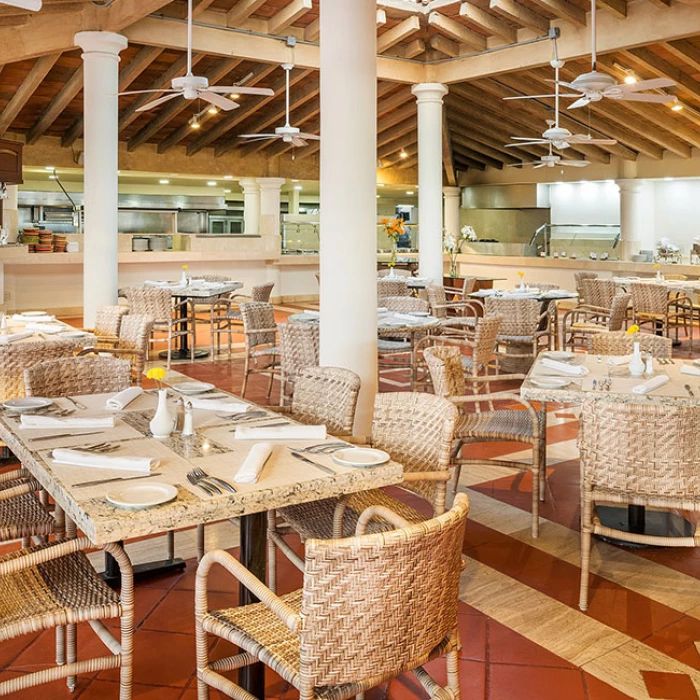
297 442 347 454
189 466 236 493
187 471 219 496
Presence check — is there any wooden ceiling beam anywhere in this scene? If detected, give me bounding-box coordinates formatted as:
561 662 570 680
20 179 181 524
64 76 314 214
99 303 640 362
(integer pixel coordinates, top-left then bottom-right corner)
443 112 457 186
664 39 700 73
459 3 517 43
99 0 174 31
0 52 60 136
26 65 83 144
646 0 671 8
429 34 461 58
623 46 700 104
597 0 626 19
451 149 487 170
451 130 522 165
226 0 267 26
377 15 421 53
383 143 417 168
268 0 312 35
527 0 586 26
158 62 278 154
397 39 427 60
488 0 549 33
127 57 243 152
377 118 417 149
304 8 386 42
428 11 487 51
453 142 500 169
378 130 417 159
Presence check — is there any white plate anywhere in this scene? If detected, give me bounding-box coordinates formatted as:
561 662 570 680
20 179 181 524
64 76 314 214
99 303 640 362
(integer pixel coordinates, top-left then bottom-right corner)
21 311 48 317
172 381 215 395
409 311 430 317
529 377 570 389
332 447 391 468
693 359 700 367
545 351 576 362
106 482 178 510
2 397 53 412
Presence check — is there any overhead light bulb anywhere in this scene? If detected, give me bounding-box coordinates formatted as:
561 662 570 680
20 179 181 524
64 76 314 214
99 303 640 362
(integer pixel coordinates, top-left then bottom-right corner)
399 149 408 159
405 190 414 195
671 99 684 112
159 179 170 184
229 93 240 100
48 174 57 180
207 181 217 186
624 74 637 85
189 116 201 129
293 185 303 191
207 106 218 115
223 175 234 180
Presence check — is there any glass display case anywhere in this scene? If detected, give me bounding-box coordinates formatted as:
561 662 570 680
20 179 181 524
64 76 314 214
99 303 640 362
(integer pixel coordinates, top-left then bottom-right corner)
530 224 621 260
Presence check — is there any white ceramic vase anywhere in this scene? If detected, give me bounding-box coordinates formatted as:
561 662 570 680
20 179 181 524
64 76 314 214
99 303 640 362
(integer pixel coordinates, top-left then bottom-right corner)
629 341 645 378
180 270 188 286
150 389 174 438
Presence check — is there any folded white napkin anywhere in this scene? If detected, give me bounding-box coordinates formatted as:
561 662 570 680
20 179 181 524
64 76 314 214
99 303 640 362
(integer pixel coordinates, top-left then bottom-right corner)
26 323 64 334
187 397 248 414
0 331 33 344
12 314 55 324
144 280 169 287
52 448 157 473
106 387 143 410
391 312 422 323
189 278 205 285
607 355 633 366
235 424 326 441
234 442 273 483
681 365 700 377
20 415 115 430
540 358 589 376
632 375 670 394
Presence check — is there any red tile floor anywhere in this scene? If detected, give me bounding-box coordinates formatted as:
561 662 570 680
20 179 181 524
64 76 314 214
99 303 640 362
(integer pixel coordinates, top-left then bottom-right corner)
3 307 700 699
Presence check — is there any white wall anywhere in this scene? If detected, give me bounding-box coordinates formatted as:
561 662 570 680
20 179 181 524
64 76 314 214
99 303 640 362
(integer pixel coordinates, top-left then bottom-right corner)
549 181 620 226
653 180 700 252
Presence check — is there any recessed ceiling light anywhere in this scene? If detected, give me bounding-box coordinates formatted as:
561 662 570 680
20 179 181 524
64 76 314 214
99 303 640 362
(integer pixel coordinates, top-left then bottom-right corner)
223 175 234 180
229 93 240 100
293 185 303 191
624 74 637 85
224 188 231 193
376 194 381 198
207 106 218 115
399 150 408 159
671 99 684 112
44 166 54 171
405 190 414 195
291 179 300 182
159 179 170 184
189 116 201 129
207 181 217 186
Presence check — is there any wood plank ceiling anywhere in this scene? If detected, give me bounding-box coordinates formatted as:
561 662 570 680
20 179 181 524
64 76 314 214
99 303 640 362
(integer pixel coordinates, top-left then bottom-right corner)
1 0 700 181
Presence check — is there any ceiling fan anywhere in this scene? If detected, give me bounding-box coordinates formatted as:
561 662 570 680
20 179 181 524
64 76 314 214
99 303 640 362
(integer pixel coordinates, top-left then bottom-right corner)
117 0 274 113
238 64 320 148
508 144 589 169
0 0 41 10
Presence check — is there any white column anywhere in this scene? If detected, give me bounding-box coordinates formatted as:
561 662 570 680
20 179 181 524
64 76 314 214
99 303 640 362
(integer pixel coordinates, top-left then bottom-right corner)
617 179 655 261
320 0 377 435
3 185 18 243
412 83 448 282
288 187 300 215
443 186 461 239
75 31 127 327
257 178 285 239
239 178 260 236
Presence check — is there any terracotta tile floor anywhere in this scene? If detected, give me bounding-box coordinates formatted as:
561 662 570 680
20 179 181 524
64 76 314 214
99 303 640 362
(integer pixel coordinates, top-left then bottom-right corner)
3 308 700 698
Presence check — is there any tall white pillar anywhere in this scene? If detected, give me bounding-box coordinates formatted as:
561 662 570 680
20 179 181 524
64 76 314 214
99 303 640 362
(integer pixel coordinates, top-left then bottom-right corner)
4 185 18 243
443 186 461 239
239 178 260 236
617 179 655 261
412 83 448 282
75 31 127 328
320 0 377 435
257 178 285 239
288 187 300 215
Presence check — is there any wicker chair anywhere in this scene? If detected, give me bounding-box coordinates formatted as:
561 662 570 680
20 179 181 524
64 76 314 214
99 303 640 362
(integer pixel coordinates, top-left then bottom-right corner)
278 321 320 405
24 356 132 398
664 274 688 281
377 267 411 278
528 282 560 292
378 295 429 314
188 274 231 355
211 282 275 359
196 493 469 700
78 315 154 386
0 469 55 546
268 392 458 589
240 301 280 399
630 282 693 350
581 279 617 311
578 398 700 611
575 272 598 306
124 286 189 367
0 538 133 696
590 330 672 358
426 284 481 334
561 294 631 351
377 277 409 297
424 345 545 537
377 296 431 378
89 305 129 348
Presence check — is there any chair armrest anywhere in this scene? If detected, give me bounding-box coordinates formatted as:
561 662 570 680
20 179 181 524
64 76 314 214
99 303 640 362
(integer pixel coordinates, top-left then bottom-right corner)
267 406 292 415
448 392 542 433
355 505 412 535
563 308 611 324
0 537 95 576
464 373 525 382
196 550 301 634
0 468 30 485
402 471 452 483
0 481 40 501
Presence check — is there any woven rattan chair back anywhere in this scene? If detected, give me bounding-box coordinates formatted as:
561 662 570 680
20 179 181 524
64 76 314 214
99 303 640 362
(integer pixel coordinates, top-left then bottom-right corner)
250 282 275 302
472 315 502 369
291 366 360 436
630 282 669 315
370 391 457 508
581 279 616 310
93 305 129 339
424 345 467 397
607 294 631 331
529 282 559 292
575 272 598 304
484 296 540 337
240 301 277 348
377 278 409 297
278 322 320 379
462 276 478 296
426 285 449 319
590 330 672 358
202 274 230 282
378 296 429 313
580 398 700 499
118 314 154 381
124 287 172 324
299 492 469 687
25 356 132 397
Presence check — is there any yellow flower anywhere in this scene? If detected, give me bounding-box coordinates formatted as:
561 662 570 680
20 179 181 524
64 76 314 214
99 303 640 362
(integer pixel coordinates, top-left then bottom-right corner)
146 367 167 381
653 263 660 269
627 324 640 335
517 271 525 278
182 264 189 270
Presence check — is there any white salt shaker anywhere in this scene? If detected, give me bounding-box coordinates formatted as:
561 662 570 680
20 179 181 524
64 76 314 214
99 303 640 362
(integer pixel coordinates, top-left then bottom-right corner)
645 353 654 376
182 400 195 437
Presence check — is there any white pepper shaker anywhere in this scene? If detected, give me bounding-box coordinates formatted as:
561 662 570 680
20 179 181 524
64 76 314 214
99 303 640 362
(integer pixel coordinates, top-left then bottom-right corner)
182 400 195 437
645 353 654 376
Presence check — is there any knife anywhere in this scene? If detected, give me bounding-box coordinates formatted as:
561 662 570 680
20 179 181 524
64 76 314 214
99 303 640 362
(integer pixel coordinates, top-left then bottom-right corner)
73 472 162 488
289 449 336 475
65 396 88 410
28 430 105 442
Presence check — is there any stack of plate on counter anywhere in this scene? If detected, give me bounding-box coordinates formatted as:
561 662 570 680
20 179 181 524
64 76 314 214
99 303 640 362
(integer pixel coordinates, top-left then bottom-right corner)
22 227 39 252
52 234 67 252
36 231 54 253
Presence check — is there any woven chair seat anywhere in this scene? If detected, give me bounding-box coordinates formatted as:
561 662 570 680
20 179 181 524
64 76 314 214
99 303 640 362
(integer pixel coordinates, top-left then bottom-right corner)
279 489 425 541
0 490 54 541
457 408 540 441
251 345 279 358
440 317 477 329
221 310 243 321
377 339 411 353
0 548 121 642
571 322 608 333
497 332 547 343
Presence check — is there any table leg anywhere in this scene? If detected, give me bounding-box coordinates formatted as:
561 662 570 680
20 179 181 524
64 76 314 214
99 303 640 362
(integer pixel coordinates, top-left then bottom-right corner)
159 294 209 360
103 538 186 589
239 512 266 699
596 504 694 547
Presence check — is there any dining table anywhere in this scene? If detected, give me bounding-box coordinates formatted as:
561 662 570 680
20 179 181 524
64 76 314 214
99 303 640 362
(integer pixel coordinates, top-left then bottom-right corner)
137 279 243 360
0 379 402 699
522 350 700 543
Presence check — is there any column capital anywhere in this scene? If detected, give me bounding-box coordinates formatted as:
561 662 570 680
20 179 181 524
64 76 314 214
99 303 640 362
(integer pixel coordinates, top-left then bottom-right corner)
411 83 448 104
616 179 644 194
443 186 461 198
257 177 286 191
239 178 260 193
74 31 127 57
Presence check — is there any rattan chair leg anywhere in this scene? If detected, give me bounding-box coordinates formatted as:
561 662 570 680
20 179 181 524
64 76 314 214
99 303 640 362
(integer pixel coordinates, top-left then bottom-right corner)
531 465 540 539
446 645 460 698
56 626 65 666
579 492 593 612
241 355 250 398
266 368 275 399
66 623 77 690
267 510 278 593
197 524 205 561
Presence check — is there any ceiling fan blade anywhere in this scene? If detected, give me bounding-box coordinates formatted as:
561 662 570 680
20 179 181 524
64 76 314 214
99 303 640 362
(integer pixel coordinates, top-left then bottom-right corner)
135 93 181 112
617 92 675 104
504 94 558 101
624 77 676 92
563 160 591 167
568 96 592 109
200 91 239 111
510 136 544 142
546 79 581 91
505 141 547 148
290 137 308 148
534 163 548 169
238 133 279 139
207 86 275 96
118 89 178 96
0 0 42 9
297 132 320 140
568 135 617 145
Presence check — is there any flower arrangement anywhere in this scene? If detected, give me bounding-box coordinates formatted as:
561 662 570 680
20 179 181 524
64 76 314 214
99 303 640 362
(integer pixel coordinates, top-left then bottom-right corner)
626 324 640 337
443 226 478 278
146 366 167 389
381 217 406 267
180 264 189 285
461 225 477 242
517 270 525 290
